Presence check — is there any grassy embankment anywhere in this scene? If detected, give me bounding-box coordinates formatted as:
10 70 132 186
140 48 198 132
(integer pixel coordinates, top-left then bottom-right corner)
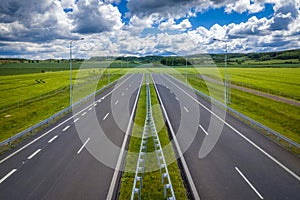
181 67 300 100
119 75 188 199
0 65 124 143
171 67 300 148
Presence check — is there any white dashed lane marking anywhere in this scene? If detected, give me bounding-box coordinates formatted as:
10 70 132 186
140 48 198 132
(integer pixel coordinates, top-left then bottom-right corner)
198 125 208 135
63 125 70 132
184 106 189 113
103 113 109 120
235 167 264 199
48 135 58 143
77 138 90 154
27 149 41 160
0 169 17 184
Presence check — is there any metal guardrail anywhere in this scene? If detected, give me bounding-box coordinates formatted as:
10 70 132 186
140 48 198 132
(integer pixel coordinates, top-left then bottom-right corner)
166 74 300 150
131 75 176 200
0 79 119 147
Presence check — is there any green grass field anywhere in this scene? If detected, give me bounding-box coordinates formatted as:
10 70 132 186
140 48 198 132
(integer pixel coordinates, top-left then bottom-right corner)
173 67 300 99
170 69 300 145
0 62 82 75
0 68 124 110
0 68 123 142
189 68 300 100
1 62 299 153
119 77 188 199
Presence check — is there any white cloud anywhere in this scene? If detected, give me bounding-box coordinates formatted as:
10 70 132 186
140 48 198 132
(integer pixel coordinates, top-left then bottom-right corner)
71 0 123 34
225 0 265 14
0 0 74 42
227 16 270 37
60 0 75 8
126 14 161 36
0 0 300 59
127 0 214 19
158 19 192 31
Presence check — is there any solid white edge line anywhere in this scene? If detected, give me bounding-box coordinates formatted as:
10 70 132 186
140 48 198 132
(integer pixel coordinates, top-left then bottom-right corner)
0 74 133 164
184 106 189 113
103 113 110 121
73 118 79 123
0 169 17 184
152 74 201 200
77 138 90 154
48 135 58 143
27 149 41 159
62 125 70 132
106 74 144 199
163 74 300 182
198 125 208 135
235 167 264 199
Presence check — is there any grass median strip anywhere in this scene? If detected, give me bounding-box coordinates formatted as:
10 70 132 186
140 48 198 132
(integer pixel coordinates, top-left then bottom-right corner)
119 75 188 199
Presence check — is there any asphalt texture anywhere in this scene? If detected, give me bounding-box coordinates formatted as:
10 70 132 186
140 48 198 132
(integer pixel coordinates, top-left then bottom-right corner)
152 73 300 200
1 72 299 200
0 74 143 200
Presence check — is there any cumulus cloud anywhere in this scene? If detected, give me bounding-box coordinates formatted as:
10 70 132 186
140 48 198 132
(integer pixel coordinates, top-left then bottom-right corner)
0 0 299 59
0 0 73 42
127 0 211 19
225 0 265 14
71 0 123 34
158 18 192 31
127 0 271 19
227 16 270 37
269 0 298 30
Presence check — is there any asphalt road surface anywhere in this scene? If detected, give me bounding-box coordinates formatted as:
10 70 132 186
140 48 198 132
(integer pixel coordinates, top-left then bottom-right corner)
152 73 300 200
1 72 299 200
0 74 143 200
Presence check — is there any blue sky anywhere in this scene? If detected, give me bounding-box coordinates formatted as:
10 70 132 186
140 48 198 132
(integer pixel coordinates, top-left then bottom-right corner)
0 0 299 59
190 3 274 29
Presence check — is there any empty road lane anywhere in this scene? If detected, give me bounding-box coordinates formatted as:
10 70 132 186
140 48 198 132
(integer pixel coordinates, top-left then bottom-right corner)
0 74 143 200
152 73 300 200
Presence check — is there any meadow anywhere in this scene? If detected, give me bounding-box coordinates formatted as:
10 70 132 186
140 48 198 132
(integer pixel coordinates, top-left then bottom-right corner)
0 62 81 75
1 62 299 151
0 65 124 142
174 67 300 100
171 67 300 145
194 68 299 100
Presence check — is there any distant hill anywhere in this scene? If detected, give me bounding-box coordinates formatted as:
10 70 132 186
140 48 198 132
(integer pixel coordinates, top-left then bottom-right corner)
1 49 299 66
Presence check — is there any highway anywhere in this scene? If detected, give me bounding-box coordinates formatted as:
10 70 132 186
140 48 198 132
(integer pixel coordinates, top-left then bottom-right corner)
1 72 299 200
0 74 143 200
152 73 300 200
